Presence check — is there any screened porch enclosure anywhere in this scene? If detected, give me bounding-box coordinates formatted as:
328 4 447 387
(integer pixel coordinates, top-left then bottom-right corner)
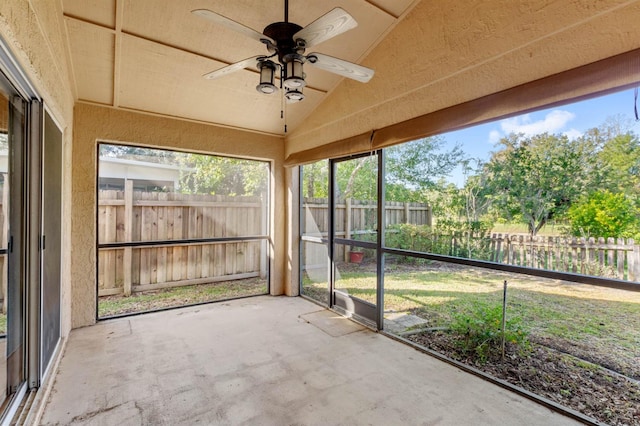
96 144 271 317
298 89 640 425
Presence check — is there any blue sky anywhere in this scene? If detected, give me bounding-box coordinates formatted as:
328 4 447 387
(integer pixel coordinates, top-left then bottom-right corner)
442 88 640 186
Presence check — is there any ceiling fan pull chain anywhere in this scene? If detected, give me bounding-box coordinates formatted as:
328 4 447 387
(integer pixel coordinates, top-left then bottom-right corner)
281 85 288 133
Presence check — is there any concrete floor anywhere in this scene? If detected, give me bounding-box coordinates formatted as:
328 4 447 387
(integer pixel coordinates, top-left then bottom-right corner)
40 296 580 425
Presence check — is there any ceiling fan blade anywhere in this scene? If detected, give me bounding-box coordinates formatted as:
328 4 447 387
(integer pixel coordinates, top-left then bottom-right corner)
306 53 374 83
293 8 357 48
192 9 274 45
203 56 262 80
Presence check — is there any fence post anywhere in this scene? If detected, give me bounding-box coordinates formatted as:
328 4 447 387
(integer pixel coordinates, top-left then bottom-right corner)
571 237 578 273
123 179 133 296
506 234 513 265
344 198 352 262
617 237 625 279
495 233 503 263
404 202 410 224
518 235 524 267
606 237 614 276
629 239 639 282
260 191 268 279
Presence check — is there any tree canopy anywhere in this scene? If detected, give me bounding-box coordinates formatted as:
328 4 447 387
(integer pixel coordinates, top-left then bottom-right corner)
481 132 590 235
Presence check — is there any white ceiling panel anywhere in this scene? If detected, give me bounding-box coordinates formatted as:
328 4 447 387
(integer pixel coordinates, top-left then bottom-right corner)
64 18 115 104
117 34 323 135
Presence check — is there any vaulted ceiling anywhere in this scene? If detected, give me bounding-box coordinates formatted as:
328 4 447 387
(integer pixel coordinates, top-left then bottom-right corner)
61 0 640 147
62 0 417 136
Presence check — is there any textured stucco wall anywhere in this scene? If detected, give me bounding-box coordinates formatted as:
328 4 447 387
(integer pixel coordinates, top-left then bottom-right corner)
1 0 75 337
286 0 640 156
71 104 286 328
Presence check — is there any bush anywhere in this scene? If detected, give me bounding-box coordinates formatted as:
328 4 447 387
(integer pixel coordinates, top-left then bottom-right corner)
450 304 529 363
385 221 493 260
567 191 640 239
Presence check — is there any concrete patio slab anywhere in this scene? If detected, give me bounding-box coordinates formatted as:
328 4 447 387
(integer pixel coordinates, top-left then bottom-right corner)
40 296 580 425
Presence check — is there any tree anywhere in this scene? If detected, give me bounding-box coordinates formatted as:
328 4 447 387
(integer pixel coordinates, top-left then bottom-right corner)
179 154 268 196
99 144 177 164
327 136 465 203
567 191 639 238
302 160 329 198
384 136 465 202
483 133 589 235
460 158 493 224
594 133 640 197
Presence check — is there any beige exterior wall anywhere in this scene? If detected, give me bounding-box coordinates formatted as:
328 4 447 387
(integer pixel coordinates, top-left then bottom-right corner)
71 104 286 327
285 0 640 156
0 0 76 337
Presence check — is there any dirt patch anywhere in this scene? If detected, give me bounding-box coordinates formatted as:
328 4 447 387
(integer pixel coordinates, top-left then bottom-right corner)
408 331 640 425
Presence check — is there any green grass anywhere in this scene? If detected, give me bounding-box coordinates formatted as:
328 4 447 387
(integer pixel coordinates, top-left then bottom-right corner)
332 261 640 379
98 277 267 317
490 222 566 236
0 313 5 335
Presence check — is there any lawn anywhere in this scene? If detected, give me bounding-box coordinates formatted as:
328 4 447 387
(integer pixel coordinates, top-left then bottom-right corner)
306 259 640 424
305 260 640 380
98 277 268 317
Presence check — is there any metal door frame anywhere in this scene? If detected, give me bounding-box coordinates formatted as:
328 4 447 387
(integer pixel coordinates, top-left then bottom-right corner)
328 151 384 329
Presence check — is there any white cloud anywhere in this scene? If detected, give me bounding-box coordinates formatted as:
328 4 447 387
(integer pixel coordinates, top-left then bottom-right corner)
487 109 577 143
488 130 502 144
563 129 583 140
500 110 576 136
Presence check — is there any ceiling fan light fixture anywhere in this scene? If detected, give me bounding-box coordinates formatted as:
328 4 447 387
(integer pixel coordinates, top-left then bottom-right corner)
256 60 279 94
194 5 375 109
285 88 305 102
283 55 306 89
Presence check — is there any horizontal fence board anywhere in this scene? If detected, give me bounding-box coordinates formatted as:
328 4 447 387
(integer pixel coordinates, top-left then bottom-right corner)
98 188 267 297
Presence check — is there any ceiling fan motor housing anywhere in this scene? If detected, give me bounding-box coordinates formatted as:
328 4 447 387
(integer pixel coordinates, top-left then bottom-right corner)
263 22 305 63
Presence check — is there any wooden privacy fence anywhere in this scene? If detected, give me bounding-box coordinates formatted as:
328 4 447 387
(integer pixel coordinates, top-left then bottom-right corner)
303 197 432 262
452 233 640 281
303 198 432 236
98 181 268 297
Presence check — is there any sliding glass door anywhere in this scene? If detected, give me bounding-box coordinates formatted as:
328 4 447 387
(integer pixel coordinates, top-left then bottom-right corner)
0 75 26 413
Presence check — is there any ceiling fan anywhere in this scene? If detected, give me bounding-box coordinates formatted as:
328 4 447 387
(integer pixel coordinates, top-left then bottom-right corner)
192 0 375 103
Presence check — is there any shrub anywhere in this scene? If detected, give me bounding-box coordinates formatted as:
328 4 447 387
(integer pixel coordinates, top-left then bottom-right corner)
385 221 494 260
567 191 640 239
450 304 529 363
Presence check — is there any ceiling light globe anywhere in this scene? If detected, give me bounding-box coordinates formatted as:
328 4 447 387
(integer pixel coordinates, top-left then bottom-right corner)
256 59 278 95
285 89 305 102
256 83 278 94
284 77 305 89
284 55 306 90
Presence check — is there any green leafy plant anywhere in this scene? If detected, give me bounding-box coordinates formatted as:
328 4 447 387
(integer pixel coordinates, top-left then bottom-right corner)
567 190 639 239
450 304 529 363
385 222 493 260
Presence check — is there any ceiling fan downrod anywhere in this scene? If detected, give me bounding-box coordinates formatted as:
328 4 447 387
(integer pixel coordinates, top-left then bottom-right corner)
284 0 288 23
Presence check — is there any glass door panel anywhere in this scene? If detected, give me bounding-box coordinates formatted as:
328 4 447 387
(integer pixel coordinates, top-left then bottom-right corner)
331 154 379 324
300 161 329 304
0 78 8 408
1 83 26 410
